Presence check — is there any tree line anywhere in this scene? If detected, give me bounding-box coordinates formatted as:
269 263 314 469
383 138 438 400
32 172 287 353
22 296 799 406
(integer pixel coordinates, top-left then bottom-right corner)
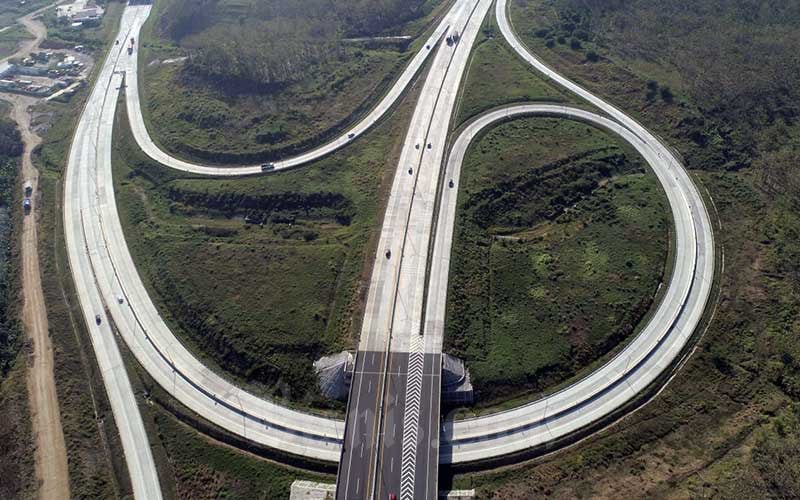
159 0 434 88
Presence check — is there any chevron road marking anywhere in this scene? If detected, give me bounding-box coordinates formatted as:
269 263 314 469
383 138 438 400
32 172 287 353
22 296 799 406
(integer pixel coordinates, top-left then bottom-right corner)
400 336 425 500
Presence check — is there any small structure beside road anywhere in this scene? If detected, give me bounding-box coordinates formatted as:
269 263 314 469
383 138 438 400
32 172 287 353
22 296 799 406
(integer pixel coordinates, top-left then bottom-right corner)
56 0 104 27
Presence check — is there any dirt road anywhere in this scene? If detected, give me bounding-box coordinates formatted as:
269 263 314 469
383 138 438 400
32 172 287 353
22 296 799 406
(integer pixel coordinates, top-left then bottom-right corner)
5 93 71 500
1 3 70 499
0 4 51 65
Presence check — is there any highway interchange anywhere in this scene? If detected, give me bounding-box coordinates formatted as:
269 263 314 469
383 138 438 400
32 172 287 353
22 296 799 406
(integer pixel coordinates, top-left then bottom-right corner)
62 0 715 497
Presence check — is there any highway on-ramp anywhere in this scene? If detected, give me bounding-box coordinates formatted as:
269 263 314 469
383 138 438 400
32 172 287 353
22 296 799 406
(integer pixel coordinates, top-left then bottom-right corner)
118 0 471 176
432 103 714 463
64 6 162 498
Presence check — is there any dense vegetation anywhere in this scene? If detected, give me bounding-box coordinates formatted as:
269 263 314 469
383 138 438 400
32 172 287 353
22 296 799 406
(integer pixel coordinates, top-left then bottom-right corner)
0 104 33 500
162 0 434 88
0 117 21 377
0 0 50 26
445 1 800 497
446 118 668 408
139 0 444 162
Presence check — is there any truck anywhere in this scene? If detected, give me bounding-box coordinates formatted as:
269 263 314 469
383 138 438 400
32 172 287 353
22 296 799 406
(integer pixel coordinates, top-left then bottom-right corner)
24 180 32 196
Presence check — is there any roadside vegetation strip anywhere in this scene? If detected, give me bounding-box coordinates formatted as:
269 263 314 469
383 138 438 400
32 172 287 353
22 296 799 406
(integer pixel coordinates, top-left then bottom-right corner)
0 5 73 498
10 94 71 500
0 98 36 500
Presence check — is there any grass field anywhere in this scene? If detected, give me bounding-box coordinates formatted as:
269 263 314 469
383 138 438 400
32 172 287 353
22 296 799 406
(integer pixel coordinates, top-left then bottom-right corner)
0 23 32 59
441 1 800 497
453 13 574 127
150 405 331 499
115 317 334 500
112 65 426 409
445 117 668 408
136 0 448 163
0 0 50 27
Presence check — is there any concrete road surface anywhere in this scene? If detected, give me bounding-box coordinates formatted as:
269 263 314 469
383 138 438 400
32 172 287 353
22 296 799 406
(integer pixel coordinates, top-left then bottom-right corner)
62 5 715 500
63 6 163 498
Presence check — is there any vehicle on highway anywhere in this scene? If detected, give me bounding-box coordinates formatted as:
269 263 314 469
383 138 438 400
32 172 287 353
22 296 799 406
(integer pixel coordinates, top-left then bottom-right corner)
408 167 413 175
427 142 432 149
95 314 102 325
448 179 454 188
127 46 133 55
115 40 119 45
348 133 355 139
117 296 124 304
385 249 391 259
389 493 397 500
261 163 275 172
415 143 420 149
